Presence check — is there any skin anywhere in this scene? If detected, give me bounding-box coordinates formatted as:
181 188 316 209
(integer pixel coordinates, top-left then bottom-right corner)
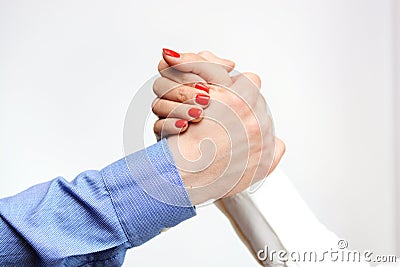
152 50 286 205
154 50 287 267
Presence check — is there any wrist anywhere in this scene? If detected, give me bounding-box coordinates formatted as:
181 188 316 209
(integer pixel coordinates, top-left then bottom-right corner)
166 135 214 205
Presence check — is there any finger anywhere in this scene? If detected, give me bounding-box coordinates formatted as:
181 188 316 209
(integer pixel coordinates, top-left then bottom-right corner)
154 118 188 139
231 72 261 89
229 72 262 108
267 137 286 176
197 50 235 73
158 63 206 85
158 59 171 72
152 98 204 122
153 77 211 107
161 48 232 86
158 51 236 73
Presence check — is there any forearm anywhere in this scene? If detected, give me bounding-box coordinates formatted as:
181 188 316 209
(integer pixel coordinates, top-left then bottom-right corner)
0 170 129 266
0 139 196 266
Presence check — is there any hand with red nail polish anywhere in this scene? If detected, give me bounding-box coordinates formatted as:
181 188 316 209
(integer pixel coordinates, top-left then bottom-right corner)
153 49 287 267
152 68 211 139
151 49 286 206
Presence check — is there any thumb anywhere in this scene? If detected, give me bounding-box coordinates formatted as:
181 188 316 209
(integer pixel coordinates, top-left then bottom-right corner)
161 48 232 86
197 50 235 73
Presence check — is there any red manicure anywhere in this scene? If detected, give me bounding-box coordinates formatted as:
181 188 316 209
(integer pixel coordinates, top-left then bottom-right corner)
194 82 209 93
163 48 180 58
195 94 210 106
175 120 188 128
188 108 202 119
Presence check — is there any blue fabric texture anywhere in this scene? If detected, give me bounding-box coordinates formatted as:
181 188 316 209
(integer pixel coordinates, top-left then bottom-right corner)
0 139 196 266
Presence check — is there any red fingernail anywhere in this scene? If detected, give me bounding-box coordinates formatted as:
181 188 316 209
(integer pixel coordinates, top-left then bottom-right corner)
175 120 188 128
188 108 202 119
195 94 210 105
163 48 180 58
194 82 209 93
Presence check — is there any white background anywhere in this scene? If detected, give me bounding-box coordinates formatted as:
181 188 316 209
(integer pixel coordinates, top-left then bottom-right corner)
0 0 398 266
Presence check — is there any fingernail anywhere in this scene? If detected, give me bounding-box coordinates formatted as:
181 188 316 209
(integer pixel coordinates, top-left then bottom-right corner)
188 108 202 119
163 48 180 58
195 94 210 106
194 82 209 93
175 119 188 128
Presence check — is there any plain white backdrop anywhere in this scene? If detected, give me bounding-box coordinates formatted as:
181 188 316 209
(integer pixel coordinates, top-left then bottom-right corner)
0 0 398 266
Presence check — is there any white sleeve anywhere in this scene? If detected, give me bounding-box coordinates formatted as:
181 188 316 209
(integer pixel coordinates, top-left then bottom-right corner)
220 169 376 267
217 191 287 266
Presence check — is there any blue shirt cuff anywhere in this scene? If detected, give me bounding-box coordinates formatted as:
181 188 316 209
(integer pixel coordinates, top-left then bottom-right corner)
100 138 196 247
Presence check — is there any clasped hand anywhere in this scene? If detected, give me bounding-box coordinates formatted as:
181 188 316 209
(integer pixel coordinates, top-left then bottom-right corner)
152 49 285 205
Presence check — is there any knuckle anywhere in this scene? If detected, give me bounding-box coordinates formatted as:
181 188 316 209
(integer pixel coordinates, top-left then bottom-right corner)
224 91 242 107
198 50 212 58
247 94 258 108
187 52 197 57
232 95 248 110
244 72 261 88
252 73 261 82
153 120 160 133
176 86 187 103
151 98 161 113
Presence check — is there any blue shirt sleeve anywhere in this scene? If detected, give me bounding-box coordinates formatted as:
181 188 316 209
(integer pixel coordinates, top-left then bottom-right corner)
0 139 196 266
